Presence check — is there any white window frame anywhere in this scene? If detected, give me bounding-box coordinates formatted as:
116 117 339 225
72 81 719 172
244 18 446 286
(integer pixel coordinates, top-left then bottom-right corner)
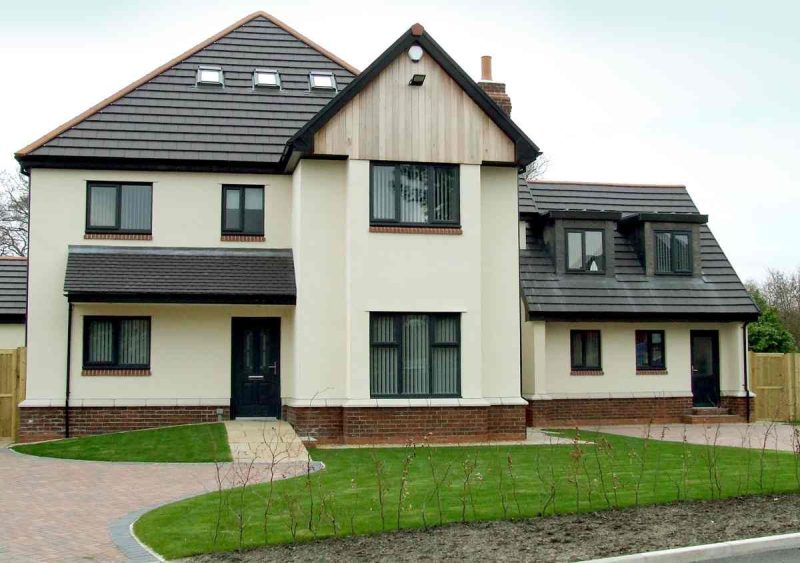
253 68 281 89
309 71 337 91
196 66 224 86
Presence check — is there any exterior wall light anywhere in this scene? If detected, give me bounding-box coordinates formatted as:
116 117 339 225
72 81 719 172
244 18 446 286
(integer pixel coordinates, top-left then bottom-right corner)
408 45 424 62
409 74 426 86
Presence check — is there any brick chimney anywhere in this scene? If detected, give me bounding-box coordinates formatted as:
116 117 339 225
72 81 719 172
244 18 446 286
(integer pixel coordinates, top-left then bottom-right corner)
478 55 511 115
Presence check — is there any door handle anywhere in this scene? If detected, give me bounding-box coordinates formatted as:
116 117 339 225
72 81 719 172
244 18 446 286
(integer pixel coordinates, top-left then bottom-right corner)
268 362 278 374
248 375 264 380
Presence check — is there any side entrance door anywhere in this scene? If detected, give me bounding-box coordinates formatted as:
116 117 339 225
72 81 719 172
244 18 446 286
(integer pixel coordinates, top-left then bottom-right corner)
690 330 720 407
231 318 281 418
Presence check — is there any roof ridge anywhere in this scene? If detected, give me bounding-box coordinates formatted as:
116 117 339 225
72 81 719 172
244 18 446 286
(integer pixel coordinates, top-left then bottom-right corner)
0 256 27 261
530 180 687 189
15 11 358 158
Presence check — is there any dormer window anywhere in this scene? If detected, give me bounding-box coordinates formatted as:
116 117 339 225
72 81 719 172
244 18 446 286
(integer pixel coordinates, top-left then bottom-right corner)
566 229 605 273
254 69 280 89
655 231 691 274
309 71 336 91
197 66 223 86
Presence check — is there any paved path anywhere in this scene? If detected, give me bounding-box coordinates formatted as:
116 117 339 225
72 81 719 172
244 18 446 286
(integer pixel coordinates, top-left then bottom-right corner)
224 419 309 463
590 422 799 451
0 447 310 562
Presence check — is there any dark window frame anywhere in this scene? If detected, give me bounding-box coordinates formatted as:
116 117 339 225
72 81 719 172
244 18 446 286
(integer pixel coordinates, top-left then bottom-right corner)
565 229 605 273
85 181 153 234
221 184 265 235
82 316 151 369
369 312 461 398
369 162 461 228
636 330 666 370
570 329 602 370
654 230 693 275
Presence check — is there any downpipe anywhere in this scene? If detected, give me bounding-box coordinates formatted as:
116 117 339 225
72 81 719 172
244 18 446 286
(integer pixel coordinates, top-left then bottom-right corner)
65 302 73 438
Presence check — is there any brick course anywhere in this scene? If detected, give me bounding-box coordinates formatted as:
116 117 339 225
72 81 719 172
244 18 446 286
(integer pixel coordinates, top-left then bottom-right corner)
527 397 693 427
17 406 229 443
283 405 526 444
720 396 752 421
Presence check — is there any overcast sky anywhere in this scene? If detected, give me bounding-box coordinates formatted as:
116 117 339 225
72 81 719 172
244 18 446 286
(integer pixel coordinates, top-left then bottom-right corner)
1 0 797 281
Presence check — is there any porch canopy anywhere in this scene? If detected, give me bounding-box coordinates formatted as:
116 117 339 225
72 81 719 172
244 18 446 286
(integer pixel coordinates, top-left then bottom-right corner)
64 246 296 304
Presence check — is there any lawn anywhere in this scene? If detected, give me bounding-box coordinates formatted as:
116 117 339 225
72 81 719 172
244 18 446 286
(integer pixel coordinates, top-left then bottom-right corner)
134 430 800 559
13 423 231 462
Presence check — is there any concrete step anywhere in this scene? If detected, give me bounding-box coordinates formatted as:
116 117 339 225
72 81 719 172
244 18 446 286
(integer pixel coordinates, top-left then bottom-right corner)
681 414 746 424
687 407 730 416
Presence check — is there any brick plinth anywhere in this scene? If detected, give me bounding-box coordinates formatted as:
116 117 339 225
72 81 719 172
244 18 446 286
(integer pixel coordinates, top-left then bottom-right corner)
720 396 752 422
527 397 693 427
17 406 230 443
283 405 526 444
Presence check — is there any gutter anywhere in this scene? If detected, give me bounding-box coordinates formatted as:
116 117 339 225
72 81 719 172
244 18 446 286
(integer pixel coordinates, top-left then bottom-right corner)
65 302 73 438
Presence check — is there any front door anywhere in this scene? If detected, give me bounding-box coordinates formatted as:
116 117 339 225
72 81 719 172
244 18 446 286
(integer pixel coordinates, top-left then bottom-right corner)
232 318 281 418
690 330 720 407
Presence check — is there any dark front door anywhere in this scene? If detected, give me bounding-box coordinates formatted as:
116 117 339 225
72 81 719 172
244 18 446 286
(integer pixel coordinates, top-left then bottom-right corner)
690 330 720 407
232 318 281 418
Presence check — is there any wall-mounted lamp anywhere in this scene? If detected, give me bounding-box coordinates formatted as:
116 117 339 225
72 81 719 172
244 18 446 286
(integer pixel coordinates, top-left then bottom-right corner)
409 74 426 86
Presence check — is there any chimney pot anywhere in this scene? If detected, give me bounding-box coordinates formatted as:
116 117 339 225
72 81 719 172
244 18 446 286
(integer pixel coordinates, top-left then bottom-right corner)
481 55 492 81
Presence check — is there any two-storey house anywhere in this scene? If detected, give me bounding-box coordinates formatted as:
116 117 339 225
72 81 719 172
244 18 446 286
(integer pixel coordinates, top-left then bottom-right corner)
14 11 757 443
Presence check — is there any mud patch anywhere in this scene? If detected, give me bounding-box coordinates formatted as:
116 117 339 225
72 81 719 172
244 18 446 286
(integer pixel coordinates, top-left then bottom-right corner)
188 494 800 562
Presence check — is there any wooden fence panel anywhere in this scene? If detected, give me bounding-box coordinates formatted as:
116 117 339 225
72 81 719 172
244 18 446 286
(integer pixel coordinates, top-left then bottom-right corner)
0 348 27 440
750 352 799 421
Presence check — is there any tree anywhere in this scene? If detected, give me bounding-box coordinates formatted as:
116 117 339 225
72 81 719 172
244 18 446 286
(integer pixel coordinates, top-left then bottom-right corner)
760 268 800 346
525 155 550 181
747 287 796 353
0 170 29 256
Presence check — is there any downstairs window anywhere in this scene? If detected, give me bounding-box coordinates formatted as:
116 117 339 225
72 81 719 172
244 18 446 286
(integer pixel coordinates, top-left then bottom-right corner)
83 317 151 369
570 330 602 371
370 313 460 397
636 330 666 370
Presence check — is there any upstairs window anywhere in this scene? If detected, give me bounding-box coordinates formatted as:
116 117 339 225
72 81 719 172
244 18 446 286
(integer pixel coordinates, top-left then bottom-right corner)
197 66 223 86
84 317 151 369
309 71 336 90
370 313 460 398
636 330 666 370
371 163 459 226
86 182 152 233
254 69 280 89
655 231 691 274
571 330 602 371
222 185 264 235
566 230 605 272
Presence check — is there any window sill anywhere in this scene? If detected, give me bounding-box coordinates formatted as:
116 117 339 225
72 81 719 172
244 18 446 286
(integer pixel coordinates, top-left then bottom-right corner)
369 226 462 235
571 369 604 376
220 235 266 242
82 368 152 377
637 369 668 376
84 233 152 240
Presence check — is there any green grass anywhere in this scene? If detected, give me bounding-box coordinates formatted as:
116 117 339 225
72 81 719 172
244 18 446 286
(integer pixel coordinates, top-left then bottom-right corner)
134 430 800 559
13 423 231 462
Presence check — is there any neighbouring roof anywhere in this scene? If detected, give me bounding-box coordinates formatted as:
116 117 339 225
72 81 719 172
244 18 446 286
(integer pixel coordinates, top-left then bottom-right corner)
288 24 540 168
0 258 27 320
519 180 759 320
16 12 356 172
64 246 295 304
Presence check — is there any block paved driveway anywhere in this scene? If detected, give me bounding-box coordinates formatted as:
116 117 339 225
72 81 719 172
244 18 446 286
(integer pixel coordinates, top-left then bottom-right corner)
0 447 308 562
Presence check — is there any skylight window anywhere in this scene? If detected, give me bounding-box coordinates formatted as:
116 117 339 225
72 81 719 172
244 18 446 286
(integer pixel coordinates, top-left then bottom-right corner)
197 66 223 86
254 69 281 89
309 71 337 91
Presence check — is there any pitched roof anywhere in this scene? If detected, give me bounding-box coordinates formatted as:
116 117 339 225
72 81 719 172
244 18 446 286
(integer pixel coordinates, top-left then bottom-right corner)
519 180 759 320
64 246 295 304
0 258 27 320
288 24 541 168
16 12 356 172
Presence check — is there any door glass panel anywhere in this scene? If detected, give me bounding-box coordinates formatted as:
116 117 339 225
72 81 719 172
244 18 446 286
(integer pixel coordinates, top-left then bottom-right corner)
693 336 713 375
243 330 255 371
259 330 270 371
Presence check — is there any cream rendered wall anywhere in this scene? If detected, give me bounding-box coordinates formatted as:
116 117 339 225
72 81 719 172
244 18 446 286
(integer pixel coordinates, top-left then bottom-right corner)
521 320 747 399
25 168 291 405
0 324 25 349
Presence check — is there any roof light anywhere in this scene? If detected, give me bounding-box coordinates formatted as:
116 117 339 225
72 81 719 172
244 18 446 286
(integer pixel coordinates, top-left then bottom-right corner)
254 69 280 89
197 66 223 86
309 71 336 91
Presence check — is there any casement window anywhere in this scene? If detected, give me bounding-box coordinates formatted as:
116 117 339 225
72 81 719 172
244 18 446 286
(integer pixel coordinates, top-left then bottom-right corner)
370 163 460 226
83 317 151 369
370 313 460 398
655 231 692 274
222 185 264 235
86 182 152 233
570 330 602 370
566 230 604 272
636 330 666 370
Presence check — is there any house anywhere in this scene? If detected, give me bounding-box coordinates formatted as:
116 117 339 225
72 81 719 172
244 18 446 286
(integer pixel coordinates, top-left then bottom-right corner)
0 257 27 349
13 12 756 443
518 181 758 426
